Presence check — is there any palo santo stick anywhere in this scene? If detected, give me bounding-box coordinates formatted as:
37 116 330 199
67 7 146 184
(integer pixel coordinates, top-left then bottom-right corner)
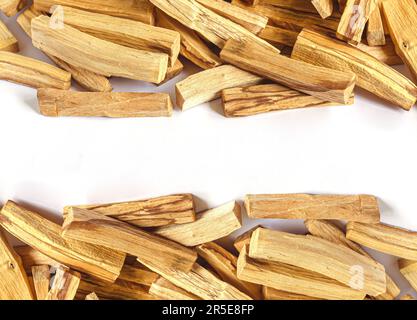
57 6 180 67
263 287 321 300
150 277 200 300
259 25 298 47
62 207 197 273
31 15 168 84
149 0 278 54
311 0 333 19
195 0 268 34
176 65 264 110
0 201 126 283
382 0 417 82
156 11 222 70
153 201 242 247
292 28 417 110
17 6 112 92
398 259 417 292
37 89 173 118
196 242 262 300
346 222 417 260
46 267 80 300
250 228 386 296
15 246 61 274
245 194 379 222
357 40 403 66
366 1 385 46
159 59 183 85
31 265 50 300
0 20 18 52
337 0 376 45
222 84 352 118
85 292 99 300
234 225 262 252
33 0 155 25
220 38 356 104
0 51 71 89
118 264 159 287
0 229 34 300
237 246 366 300
64 194 196 228
0 0 25 16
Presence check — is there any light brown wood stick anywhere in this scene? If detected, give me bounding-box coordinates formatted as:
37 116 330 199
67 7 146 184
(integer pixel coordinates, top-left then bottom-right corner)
258 25 298 47
346 222 417 260
176 65 264 111
0 51 71 89
33 0 155 25
263 287 321 300
0 20 18 52
156 10 222 70
150 277 200 300
259 0 325 14
63 194 196 228
15 246 61 274
220 38 356 104
46 267 80 300
31 15 168 84
196 242 262 300
159 59 183 85
62 207 197 273
118 264 159 287
382 0 417 82
31 265 50 300
37 89 173 118
85 292 99 300
234 225 262 252
337 0 377 45
366 1 385 46
292 28 417 110
245 194 379 222
237 246 366 300
0 229 34 300
0 0 25 16
0 201 126 283
311 0 334 19
398 259 417 292
153 201 242 247
249 228 386 296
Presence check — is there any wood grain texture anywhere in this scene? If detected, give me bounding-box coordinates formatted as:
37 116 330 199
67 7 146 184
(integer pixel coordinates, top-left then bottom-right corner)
31 265 50 299
262 286 321 300
220 38 356 104
0 201 126 283
0 0 25 16
366 1 385 46
46 267 80 300
153 201 242 247
31 15 168 83
15 246 61 274
159 59 183 85
357 39 403 66
311 0 333 19
33 0 155 24
0 20 18 52
346 222 417 260
176 65 264 110
259 0 324 14
250 228 386 296
292 28 417 110
62 207 197 273
118 264 158 287
37 89 173 118
258 25 298 47
149 277 200 300
245 194 379 222
0 229 34 300
64 194 195 228
234 225 262 252
398 259 417 292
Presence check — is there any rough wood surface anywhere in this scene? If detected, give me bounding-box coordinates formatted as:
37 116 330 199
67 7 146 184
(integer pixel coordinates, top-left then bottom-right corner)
250 228 386 296
260 0 325 14
366 1 385 46
245 194 379 222
0 201 126 283
263 286 321 300
346 222 417 260
0 51 71 89
234 225 262 252
149 277 200 300
118 264 159 287
0 229 34 300
0 0 25 16
33 0 155 24
311 0 333 19
46 267 80 300
0 20 18 52
62 207 197 273
153 201 242 247
15 246 61 274
31 15 168 84
159 59 183 85
398 259 417 292
292 28 417 110
37 89 173 118
64 194 196 228
221 38 356 104
31 265 50 299
259 25 298 47
85 292 99 300
176 65 264 110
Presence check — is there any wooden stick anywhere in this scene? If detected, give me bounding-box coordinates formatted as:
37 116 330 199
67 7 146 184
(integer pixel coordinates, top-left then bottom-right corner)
398 259 417 292
62 207 197 273
249 228 386 296
37 89 173 118
346 222 417 260
220 38 356 104
176 65 264 111
0 0 25 16
258 0 325 14
357 39 403 66
245 194 379 222
0 20 18 52
237 246 366 300
0 201 126 283
258 25 298 47
46 267 81 300
118 264 159 287
366 1 385 46
149 277 200 300
153 201 242 247
0 51 71 89
311 0 333 19
31 15 168 84
64 194 196 228
234 225 262 252
196 242 262 299
31 265 50 300
0 229 34 300
159 59 184 85
85 292 99 300
337 0 376 45
15 246 61 274
263 287 321 300
33 0 155 25
292 28 417 110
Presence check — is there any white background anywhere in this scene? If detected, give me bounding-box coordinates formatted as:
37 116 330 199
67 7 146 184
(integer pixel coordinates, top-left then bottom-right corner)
1 9 417 298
